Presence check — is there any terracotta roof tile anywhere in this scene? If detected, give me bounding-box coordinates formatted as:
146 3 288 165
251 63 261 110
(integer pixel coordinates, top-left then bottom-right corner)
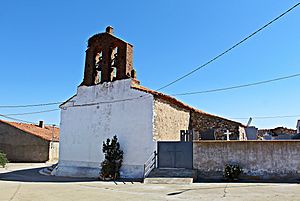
0 119 59 142
131 84 244 126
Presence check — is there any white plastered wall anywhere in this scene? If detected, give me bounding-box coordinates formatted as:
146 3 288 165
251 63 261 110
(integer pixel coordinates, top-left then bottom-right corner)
54 79 156 178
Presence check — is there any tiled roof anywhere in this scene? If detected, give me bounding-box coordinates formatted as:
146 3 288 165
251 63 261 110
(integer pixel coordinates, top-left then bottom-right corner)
258 127 297 136
131 84 244 126
0 119 59 142
88 32 133 47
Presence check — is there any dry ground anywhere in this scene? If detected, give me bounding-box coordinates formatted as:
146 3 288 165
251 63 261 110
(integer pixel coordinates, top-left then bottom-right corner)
1 163 300 201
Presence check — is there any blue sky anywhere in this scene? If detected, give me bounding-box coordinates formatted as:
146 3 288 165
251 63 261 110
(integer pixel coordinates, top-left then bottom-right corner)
0 1 299 129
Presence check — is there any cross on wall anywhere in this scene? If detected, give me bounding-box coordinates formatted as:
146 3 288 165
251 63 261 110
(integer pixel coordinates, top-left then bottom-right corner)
224 130 232 141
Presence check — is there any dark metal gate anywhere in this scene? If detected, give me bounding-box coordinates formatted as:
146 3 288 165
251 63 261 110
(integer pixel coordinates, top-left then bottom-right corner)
157 141 193 169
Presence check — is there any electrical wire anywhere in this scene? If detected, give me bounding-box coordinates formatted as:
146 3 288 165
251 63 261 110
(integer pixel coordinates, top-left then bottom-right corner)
0 4 299 109
62 94 152 109
59 71 300 108
1 71 299 111
171 72 300 96
0 102 63 108
0 114 36 124
155 3 300 91
2 109 60 116
1 70 299 110
0 113 58 126
231 114 300 120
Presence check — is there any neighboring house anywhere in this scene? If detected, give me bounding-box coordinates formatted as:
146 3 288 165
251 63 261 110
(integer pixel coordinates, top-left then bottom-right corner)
0 120 59 162
54 27 245 179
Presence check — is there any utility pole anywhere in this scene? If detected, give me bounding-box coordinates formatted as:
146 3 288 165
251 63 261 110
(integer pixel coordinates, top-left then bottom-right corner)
51 124 55 149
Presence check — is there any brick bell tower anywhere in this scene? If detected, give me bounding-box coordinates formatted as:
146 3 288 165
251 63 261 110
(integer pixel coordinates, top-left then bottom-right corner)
82 26 137 86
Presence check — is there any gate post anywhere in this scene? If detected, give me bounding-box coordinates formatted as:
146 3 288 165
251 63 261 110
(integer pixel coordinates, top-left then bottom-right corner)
154 150 157 168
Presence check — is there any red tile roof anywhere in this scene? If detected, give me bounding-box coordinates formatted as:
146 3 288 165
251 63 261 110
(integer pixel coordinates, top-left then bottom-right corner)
131 84 244 126
0 119 59 142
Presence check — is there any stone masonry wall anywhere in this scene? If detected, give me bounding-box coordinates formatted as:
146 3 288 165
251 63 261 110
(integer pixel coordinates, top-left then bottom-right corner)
49 142 59 162
153 98 190 141
193 141 300 181
190 111 242 140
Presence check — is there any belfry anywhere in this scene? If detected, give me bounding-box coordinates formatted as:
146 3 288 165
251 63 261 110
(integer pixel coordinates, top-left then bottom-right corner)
82 26 136 86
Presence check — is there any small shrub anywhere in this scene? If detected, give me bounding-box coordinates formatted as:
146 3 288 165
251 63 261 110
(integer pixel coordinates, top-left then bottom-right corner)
224 164 242 181
100 135 123 180
0 150 9 168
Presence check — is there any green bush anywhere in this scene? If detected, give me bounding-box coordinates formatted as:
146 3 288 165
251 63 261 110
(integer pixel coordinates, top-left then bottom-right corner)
0 150 9 168
100 135 123 180
224 164 242 181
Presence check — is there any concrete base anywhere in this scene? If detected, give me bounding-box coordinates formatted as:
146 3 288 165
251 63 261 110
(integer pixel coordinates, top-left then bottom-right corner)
148 168 197 178
53 163 144 179
144 177 193 184
196 170 300 183
144 168 196 184
52 165 99 178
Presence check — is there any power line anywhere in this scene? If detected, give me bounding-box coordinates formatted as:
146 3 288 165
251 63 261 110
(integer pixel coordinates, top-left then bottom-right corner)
63 94 152 109
1 71 299 110
171 72 300 96
0 113 58 126
0 3 299 110
0 102 63 109
8 71 299 110
0 4 298 109
0 114 36 124
155 3 300 92
232 114 300 120
2 109 60 116
0 91 152 111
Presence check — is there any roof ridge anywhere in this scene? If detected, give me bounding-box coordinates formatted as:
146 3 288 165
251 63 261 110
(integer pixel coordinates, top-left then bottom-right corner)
0 119 59 141
131 84 245 127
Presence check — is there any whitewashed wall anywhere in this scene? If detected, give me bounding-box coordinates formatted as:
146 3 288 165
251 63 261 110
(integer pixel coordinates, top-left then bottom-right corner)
54 79 156 178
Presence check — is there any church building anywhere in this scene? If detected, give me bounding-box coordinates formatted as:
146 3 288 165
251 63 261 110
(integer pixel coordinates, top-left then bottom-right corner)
53 27 245 179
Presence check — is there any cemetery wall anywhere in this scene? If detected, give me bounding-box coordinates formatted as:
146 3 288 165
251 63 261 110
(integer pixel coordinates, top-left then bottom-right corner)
193 140 300 181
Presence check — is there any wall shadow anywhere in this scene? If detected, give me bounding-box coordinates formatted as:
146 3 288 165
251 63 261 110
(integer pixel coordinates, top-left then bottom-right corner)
0 167 98 183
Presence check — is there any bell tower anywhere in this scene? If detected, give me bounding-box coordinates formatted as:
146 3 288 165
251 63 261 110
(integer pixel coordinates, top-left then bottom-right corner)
82 26 137 86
